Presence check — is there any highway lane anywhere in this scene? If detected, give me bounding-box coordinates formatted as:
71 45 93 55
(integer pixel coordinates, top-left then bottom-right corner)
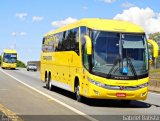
0 69 91 121
0 68 160 121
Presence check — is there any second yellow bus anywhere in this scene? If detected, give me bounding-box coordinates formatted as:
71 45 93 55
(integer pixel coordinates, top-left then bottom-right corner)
1 49 17 69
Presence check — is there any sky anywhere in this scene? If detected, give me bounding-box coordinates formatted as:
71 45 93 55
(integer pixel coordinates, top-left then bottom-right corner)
0 0 160 63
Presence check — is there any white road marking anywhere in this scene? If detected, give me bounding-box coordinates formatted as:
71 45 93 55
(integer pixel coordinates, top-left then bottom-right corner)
0 69 98 121
0 89 8 91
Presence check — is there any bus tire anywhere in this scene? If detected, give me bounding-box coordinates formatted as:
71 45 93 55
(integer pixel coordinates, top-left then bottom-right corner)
48 74 53 91
45 73 49 89
75 82 82 102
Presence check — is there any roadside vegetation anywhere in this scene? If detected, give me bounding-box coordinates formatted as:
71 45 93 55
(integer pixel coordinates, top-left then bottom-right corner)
149 68 160 81
150 68 160 73
16 60 26 68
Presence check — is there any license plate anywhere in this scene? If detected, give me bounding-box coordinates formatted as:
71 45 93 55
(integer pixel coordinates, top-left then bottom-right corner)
116 93 126 97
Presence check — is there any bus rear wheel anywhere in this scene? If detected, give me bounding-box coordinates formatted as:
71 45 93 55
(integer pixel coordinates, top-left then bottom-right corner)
47 74 53 91
75 82 82 102
45 74 49 89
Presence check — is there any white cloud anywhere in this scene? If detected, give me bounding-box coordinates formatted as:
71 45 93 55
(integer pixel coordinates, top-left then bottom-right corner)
82 6 88 10
32 16 44 22
51 17 78 27
19 32 27 36
114 7 160 34
121 1 135 8
101 0 116 4
11 32 17 36
11 32 27 36
16 13 28 20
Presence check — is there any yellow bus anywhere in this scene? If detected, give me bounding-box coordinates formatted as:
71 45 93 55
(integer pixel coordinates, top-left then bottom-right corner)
40 18 158 103
1 49 17 69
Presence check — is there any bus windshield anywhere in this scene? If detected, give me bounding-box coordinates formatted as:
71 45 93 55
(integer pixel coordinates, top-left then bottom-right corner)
91 31 148 79
3 53 17 63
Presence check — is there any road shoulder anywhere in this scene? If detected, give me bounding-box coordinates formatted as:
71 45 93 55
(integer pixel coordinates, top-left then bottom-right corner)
0 103 23 121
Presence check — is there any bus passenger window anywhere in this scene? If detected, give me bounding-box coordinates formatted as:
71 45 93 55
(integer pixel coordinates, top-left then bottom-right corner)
42 38 45 44
73 28 79 55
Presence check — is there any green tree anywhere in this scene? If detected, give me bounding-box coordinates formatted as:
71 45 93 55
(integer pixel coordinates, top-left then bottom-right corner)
149 32 160 42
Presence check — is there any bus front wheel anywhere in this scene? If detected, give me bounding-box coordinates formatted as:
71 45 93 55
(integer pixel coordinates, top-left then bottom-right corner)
75 82 82 102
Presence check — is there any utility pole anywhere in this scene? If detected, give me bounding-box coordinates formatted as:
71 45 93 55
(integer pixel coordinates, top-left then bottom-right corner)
14 33 17 49
154 58 157 69
11 32 18 49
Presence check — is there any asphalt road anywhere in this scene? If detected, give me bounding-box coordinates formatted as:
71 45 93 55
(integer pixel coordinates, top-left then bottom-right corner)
0 68 160 121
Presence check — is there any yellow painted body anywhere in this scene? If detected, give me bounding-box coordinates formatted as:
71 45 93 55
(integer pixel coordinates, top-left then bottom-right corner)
1 49 17 69
41 18 150 101
86 71 148 100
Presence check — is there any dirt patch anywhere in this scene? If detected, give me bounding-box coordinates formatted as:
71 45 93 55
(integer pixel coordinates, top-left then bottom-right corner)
0 104 23 121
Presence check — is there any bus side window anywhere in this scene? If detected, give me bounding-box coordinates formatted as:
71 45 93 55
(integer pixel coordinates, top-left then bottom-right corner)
42 38 45 44
42 37 46 52
49 35 55 52
73 28 79 55
68 28 79 55
61 31 68 51
64 30 71 51
61 31 66 51
57 33 63 51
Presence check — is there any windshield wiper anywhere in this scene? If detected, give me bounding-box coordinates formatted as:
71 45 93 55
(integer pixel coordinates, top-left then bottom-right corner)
127 57 138 79
108 56 121 77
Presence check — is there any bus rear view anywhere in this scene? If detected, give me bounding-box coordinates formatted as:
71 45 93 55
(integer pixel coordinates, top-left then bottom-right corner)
1 49 17 69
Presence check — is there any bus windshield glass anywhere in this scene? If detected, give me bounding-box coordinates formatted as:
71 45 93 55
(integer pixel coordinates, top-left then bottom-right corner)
3 53 17 63
91 31 148 79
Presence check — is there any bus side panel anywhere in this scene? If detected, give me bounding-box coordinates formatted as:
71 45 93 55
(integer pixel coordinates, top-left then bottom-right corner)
51 52 70 90
41 52 73 91
69 51 90 95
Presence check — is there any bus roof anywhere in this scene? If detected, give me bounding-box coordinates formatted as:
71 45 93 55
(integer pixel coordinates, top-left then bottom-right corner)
3 49 17 54
45 18 145 36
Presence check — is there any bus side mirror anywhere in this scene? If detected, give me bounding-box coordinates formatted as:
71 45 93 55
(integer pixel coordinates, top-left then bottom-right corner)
84 35 92 55
147 39 159 58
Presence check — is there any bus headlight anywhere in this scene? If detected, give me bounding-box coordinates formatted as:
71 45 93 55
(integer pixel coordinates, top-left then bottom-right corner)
88 77 148 90
88 77 105 87
139 82 148 88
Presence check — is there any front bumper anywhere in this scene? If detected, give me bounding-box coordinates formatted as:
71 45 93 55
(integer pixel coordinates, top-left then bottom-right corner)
87 83 148 100
2 63 16 69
